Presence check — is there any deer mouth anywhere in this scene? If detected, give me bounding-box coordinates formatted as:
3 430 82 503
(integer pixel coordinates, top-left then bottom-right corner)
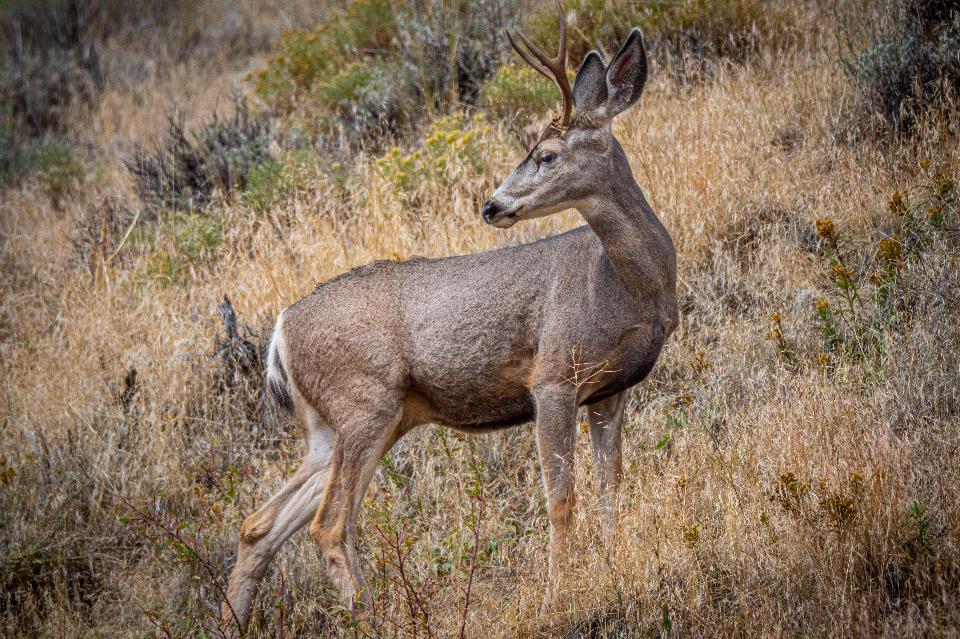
487 205 524 228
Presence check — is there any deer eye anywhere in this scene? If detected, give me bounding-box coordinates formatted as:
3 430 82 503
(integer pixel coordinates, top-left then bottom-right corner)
538 151 557 165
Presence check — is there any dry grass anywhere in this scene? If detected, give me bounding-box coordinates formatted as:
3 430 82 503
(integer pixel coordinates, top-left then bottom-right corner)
1 2 959 637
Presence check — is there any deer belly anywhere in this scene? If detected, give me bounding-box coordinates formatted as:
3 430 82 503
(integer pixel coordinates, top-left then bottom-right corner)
406 343 536 431
406 371 536 430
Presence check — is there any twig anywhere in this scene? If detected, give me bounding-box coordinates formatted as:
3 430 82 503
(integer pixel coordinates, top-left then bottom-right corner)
106 207 142 264
375 523 434 638
458 493 485 639
275 568 286 639
121 495 243 636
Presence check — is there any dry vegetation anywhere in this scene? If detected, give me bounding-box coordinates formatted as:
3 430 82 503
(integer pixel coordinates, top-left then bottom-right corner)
1 0 959 637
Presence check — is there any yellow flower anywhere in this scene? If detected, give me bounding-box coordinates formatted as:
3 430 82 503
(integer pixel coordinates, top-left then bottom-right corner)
831 263 856 280
888 190 908 216
933 171 954 198
680 522 699 546
815 298 830 313
815 218 836 240
878 236 902 264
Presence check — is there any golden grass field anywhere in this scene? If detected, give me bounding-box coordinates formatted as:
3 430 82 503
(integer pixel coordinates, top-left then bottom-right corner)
2 1 959 636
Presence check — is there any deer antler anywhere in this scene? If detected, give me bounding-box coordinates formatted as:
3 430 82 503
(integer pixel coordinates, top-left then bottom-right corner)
506 0 572 131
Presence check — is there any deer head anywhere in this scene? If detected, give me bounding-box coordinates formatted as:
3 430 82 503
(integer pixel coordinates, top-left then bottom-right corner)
482 1 648 228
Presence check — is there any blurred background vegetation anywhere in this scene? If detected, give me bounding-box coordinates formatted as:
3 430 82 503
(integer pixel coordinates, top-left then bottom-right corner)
3 0 958 198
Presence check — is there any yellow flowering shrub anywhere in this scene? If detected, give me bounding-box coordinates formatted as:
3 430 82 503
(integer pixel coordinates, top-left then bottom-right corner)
375 113 492 197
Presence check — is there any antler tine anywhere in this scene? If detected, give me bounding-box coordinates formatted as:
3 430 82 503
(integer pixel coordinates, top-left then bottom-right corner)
506 29 553 80
506 0 572 128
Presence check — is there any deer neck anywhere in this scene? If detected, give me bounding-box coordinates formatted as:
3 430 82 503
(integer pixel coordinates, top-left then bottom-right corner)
578 146 676 306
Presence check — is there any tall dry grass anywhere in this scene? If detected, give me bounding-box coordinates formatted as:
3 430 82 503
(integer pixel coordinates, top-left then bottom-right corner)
1 2 959 637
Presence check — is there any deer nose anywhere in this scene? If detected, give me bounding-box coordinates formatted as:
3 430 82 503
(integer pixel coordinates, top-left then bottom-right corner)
481 200 501 224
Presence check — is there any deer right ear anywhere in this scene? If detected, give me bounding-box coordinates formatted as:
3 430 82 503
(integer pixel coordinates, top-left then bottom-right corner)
573 50 607 117
604 28 648 118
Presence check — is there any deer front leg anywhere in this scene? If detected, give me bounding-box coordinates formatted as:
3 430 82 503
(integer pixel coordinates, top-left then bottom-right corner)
532 384 578 614
586 392 626 533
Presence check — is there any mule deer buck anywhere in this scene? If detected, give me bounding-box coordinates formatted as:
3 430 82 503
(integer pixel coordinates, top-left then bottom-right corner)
224 0 677 629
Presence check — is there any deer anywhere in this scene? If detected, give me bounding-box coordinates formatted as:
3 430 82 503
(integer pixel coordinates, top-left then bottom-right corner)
223 0 678 631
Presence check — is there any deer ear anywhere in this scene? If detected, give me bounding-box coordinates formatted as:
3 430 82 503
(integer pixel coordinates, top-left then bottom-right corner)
604 28 647 118
573 50 607 116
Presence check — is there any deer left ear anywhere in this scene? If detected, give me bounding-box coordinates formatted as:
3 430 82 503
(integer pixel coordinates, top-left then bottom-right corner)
604 28 648 118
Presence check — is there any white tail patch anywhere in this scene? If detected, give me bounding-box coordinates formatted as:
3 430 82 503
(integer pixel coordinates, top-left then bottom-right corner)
266 311 294 414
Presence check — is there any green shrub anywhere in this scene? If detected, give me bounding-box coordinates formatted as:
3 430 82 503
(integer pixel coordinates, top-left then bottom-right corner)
126 99 271 213
0 130 90 199
837 0 960 140
243 160 288 214
252 0 397 114
142 213 223 286
243 149 319 214
314 62 380 107
478 63 559 120
172 213 222 262
252 0 517 149
36 140 87 201
313 59 406 139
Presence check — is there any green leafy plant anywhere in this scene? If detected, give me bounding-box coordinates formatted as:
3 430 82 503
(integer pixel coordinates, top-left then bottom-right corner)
901 501 933 556
36 140 88 203
142 213 223 286
813 165 958 374
243 150 319 214
478 63 558 120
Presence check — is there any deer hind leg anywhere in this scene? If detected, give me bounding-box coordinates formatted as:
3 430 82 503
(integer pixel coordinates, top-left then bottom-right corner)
309 402 402 612
586 392 626 532
223 408 334 634
533 384 579 613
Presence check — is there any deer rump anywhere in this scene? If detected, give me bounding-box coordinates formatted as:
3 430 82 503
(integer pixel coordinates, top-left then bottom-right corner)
280 225 667 433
